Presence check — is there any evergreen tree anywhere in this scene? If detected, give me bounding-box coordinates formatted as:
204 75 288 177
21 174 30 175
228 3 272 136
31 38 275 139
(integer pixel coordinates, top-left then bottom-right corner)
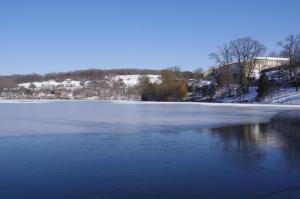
257 72 269 100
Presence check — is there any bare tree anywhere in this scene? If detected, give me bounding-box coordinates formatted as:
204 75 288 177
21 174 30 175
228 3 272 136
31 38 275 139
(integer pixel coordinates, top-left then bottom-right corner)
0 78 16 98
210 43 234 97
279 34 300 69
230 37 266 93
194 67 204 80
167 66 181 73
278 34 300 91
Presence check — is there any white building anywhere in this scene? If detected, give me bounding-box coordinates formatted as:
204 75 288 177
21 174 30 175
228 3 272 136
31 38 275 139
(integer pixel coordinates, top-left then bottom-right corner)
205 57 289 79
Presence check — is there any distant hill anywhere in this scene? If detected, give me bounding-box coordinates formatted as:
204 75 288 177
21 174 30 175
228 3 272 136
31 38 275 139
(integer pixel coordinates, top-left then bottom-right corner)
0 68 160 88
0 69 161 100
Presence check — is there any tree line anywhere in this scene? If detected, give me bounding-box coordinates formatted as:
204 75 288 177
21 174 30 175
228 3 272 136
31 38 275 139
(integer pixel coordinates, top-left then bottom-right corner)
0 69 160 89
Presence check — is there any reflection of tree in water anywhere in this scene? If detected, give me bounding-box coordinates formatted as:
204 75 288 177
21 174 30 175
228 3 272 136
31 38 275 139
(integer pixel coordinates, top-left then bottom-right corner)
207 111 300 167
208 124 269 167
269 111 300 165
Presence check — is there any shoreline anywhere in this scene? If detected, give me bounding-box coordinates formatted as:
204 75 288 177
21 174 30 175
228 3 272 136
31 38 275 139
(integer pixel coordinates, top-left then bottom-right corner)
113 100 300 108
1 98 300 108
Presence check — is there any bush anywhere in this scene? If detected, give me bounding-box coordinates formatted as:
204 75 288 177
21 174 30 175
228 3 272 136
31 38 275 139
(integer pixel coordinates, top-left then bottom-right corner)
138 70 188 101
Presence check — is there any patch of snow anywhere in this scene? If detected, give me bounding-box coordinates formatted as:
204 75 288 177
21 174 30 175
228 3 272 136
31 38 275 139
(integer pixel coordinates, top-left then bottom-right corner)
84 81 91 86
196 80 212 87
218 87 257 103
263 88 300 104
188 80 214 88
84 96 100 100
112 75 161 87
251 69 260 79
18 79 82 90
0 100 52 104
218 87 300 105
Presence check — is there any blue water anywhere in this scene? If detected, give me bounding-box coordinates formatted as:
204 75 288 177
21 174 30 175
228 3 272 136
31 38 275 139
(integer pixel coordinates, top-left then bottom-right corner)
0 101 300 198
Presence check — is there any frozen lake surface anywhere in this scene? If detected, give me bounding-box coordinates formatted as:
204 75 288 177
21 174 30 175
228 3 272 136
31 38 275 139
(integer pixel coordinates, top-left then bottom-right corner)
0 101 300 198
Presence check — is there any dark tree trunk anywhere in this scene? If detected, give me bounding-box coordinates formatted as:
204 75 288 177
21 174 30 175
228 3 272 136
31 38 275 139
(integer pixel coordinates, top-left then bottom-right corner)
227 84 231 97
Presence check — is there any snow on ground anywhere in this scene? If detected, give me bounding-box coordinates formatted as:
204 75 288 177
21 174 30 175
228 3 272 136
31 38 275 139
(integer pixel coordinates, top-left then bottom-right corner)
18 79 82 90
14 74 300 105
218 87 300 105
113 100 300 108
19 80 59 89
18 75 161 90
0 100 52 104
251 69 260 79
195 80 212 87
1 98 300 108
112 75 161 87
263 88 300 104
217 87 257 103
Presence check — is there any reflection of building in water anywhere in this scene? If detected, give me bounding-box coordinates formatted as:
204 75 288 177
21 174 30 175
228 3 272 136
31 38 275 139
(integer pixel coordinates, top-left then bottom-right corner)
252 123 260 135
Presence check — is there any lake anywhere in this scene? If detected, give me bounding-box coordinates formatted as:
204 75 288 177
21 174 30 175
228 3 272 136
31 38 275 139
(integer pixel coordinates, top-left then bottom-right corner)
0 101 300 198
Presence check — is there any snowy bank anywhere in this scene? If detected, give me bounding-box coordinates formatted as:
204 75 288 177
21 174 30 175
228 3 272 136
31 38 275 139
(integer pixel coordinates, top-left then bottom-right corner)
113 100 300 108
216 87 300 105
262 88 300 104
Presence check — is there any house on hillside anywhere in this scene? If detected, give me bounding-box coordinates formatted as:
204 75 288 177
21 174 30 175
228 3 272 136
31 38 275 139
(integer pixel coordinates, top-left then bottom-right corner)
250 57 289 79
188 80 216 102
253 57 289 70
205 57 289 80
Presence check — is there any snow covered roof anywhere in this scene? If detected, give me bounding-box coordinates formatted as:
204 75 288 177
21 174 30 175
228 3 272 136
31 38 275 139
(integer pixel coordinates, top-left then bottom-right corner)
211 57 289 68
255 57 289 61
193 80 213 88
205 57 289 76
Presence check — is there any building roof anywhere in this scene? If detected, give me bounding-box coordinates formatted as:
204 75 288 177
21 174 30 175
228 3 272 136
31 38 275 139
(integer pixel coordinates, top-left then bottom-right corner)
204 57 289 77
255 57 289 61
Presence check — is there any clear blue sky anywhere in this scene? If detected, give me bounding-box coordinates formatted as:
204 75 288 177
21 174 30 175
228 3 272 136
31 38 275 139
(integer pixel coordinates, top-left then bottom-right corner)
1 0 300 75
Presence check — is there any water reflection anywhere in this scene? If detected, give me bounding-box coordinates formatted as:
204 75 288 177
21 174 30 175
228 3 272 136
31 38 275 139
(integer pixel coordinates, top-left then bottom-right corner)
207 111 300 167
1 103 300 199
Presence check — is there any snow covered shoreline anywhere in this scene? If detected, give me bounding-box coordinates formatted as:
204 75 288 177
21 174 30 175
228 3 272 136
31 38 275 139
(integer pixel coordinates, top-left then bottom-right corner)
113 100 300 108
1 99 300 108
0 99 110 104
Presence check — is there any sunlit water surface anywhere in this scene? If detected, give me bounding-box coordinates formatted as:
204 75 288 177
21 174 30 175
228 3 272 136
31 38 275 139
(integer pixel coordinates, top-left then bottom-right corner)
0 101 300 198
